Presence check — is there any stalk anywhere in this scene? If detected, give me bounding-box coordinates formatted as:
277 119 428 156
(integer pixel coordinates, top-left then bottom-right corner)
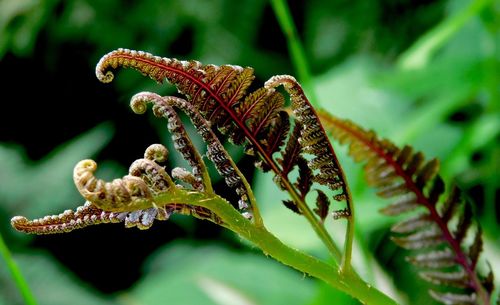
154 191 399 305
0 233 38 305
269 0 318 106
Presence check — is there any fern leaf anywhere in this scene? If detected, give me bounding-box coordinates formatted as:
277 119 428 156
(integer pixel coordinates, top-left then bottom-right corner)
11 202 117 234
260 111 290 156
454 203 473 244
440 185 460 222
391 226 443 249
96 49 271 151
96 50 283 184
468 228 483 268
246 91 284 137
148 94 254 213
11 142 225 234
379 193 419 215
319 111 495 305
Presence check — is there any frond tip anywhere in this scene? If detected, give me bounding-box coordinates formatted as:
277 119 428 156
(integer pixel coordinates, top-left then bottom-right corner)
319 110 496 305
73 159 155 211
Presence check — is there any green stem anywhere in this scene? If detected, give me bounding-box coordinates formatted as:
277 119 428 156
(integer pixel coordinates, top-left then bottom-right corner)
156 191 398 305
341 193 355 272
270 0 319 107
271 0 356 269
0 233 38 305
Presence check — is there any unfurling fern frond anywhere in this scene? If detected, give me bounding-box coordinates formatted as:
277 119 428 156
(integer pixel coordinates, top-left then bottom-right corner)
95 48 352 218
11 143 223 234
318 110 495 305
11 49 351 239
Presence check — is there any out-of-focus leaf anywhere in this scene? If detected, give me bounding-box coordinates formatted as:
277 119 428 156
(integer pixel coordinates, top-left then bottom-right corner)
0 0 59 58
441 114 500 178
0 251 118 305
308 282 359 305
129 241 315 305
198 277 257 305
253 171 327 253
315 55 410 137
0 123 114 218
379 57 485 100
397 0 494 69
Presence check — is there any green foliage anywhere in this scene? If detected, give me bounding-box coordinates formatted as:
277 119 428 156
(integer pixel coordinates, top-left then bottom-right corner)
0 123 114 218
0 249 118 305
131 241 316 305
1 0 498 304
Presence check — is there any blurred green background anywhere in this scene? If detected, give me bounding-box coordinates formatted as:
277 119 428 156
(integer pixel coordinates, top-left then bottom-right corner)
0 0 498 304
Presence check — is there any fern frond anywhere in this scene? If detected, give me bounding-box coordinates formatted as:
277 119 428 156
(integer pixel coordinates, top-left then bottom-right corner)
11 143 224 234
261 111 290 158
132 92 212 192
11 200 222 234
265 75 352 211
96 49 352 223
73 159 155 211
319 111 495 305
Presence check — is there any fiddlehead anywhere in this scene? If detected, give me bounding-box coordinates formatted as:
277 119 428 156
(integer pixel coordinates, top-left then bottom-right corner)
73 159 154 211
8 47 494 305
319 111 496 305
